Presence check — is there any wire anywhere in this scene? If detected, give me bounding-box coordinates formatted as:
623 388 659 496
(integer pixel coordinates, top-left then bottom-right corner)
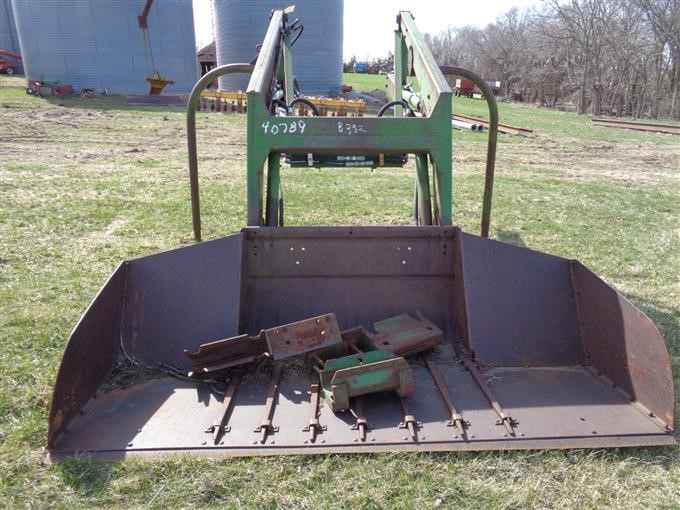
144 22 158 73
118 329 224 388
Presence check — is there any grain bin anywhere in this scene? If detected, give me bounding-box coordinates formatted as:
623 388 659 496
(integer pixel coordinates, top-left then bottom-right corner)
1 0 20 55
213 0 343 95
11 0 198 94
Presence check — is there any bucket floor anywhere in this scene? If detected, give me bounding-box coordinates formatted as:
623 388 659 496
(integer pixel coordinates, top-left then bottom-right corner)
49 360 674 460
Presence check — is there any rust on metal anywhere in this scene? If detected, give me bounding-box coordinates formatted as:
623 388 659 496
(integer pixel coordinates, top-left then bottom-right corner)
592 117 680 135
185 313 342 376
265 314 342 360
47 227 676 460
399 397 421 441
425 360 466 437
461 358 515 435
254 366 282 444
47 227 678 458
146 71 174 96
351 398 369 442
184 334 267 377
207 372 242 444
369 312 443 356
317 351 416 411
303 379 325 442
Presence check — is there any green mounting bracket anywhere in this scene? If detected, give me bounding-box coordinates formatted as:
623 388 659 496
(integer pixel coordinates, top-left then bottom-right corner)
318 350 416 412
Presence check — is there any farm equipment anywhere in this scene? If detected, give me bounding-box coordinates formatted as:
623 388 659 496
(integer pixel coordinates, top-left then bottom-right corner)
25 79 73 98
47 10 675 461
0 49 21 75
145 70 174 96
198 89 366 117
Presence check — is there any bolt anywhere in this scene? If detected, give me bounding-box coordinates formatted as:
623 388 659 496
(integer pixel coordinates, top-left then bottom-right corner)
519 432 525 437
421 436 426 440
592 430 598 434
353 438 358 442
403 437 409 441
201 441 206 445
137 428 142 433
321 439 326 444
269 440 275 444
303 440 308 444
127 442 133 447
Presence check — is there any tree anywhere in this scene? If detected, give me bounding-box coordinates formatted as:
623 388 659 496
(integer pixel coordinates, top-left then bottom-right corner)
421 0 679 119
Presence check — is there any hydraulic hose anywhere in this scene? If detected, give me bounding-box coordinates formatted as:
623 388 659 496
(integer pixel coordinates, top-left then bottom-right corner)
288 97 320 116
378 99 411 117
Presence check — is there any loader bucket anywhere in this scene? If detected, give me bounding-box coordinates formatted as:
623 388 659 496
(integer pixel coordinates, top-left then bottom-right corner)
47 227 675 461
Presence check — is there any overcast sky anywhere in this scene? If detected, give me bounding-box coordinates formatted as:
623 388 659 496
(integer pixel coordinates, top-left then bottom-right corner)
193 0 541 59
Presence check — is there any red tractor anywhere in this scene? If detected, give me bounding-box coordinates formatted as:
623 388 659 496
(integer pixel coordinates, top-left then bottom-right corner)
0 50 22 75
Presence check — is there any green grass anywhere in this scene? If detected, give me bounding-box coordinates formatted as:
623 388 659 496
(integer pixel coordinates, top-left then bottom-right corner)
1 74 679 509
343 72 389 93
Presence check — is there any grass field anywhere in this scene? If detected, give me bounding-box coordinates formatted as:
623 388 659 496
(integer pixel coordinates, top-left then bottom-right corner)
1 73 679 509
343 72 389 93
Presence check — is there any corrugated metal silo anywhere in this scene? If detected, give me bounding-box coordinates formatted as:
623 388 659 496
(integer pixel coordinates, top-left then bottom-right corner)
1 0 20 54
0 0 23 73
11 0 198 94
213 0 343 95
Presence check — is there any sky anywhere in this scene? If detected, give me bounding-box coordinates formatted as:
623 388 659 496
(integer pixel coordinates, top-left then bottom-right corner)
192 0 541 60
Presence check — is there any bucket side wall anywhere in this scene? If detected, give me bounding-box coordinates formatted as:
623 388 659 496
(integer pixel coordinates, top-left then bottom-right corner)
121 234 244 369
573 263 675 428
48 263 127 447
459 233 583 366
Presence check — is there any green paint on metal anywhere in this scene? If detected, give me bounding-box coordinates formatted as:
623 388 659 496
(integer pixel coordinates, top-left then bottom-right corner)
319 350 416 411
323 350 393 372
244 9 454 227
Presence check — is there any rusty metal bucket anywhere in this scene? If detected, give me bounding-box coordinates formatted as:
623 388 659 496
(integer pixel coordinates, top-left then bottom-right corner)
47 226 675 460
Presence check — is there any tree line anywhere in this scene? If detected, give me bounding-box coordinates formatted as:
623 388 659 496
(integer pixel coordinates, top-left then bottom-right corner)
343 54 394 74
425 0 679 119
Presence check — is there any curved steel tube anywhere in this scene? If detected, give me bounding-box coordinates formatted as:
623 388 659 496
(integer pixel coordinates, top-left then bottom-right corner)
187 63 253 241
440 65 498 238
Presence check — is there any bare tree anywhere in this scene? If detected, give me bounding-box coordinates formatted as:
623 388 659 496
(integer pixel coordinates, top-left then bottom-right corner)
420 0 679 119
635 0 680 118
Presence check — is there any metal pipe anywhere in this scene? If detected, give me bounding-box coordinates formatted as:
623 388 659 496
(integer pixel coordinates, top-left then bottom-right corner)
186 63 253 241
451 119 479 131
440 66 498 238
